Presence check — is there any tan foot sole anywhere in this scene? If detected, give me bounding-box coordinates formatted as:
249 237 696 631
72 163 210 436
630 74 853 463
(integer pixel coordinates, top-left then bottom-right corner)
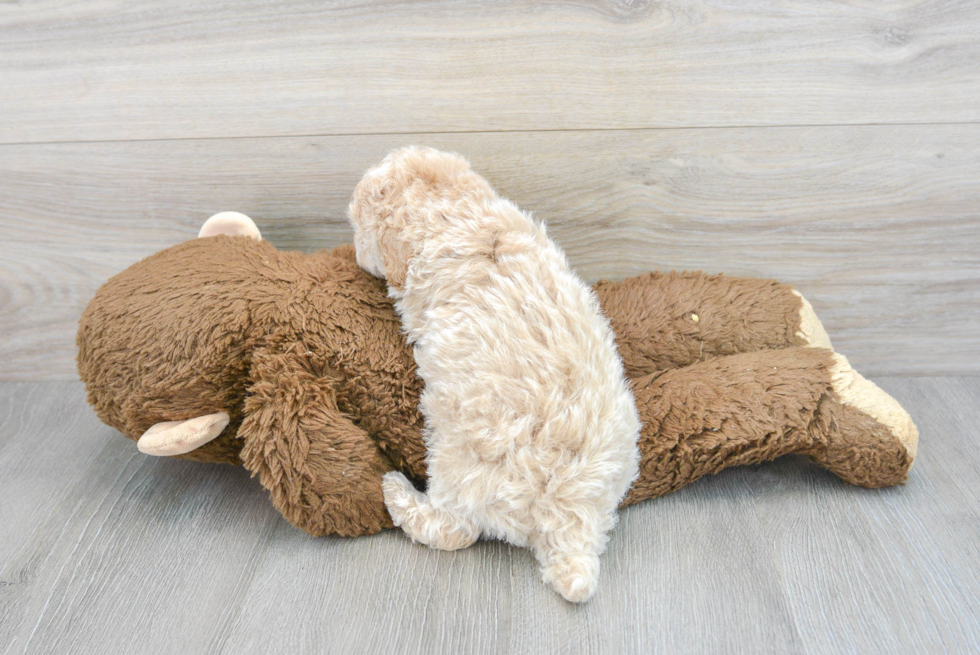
137 412 230 456
792 290 833 349
829 354 919 462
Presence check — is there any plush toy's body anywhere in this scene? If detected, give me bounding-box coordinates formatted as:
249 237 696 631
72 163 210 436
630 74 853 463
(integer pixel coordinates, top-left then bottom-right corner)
77 220 918 539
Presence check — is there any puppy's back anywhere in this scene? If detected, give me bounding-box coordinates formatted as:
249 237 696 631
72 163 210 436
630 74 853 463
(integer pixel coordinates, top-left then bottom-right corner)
407 209 640 515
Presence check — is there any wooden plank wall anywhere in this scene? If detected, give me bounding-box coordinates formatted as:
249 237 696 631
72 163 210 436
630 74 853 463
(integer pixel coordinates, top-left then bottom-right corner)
1 0 978 379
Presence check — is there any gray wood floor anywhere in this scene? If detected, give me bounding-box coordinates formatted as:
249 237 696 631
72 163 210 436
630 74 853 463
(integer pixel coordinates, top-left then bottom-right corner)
1 378 977 654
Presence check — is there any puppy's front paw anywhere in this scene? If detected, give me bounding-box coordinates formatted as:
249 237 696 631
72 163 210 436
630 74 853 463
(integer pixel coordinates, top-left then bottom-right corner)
381 471 418 528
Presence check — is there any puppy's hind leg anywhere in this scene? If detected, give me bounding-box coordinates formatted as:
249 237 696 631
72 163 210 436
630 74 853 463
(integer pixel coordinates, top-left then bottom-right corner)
535 526 604 603
382 472 480 551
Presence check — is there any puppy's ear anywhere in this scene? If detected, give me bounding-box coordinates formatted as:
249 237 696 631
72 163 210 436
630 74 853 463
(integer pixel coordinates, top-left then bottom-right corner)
376 212 412 291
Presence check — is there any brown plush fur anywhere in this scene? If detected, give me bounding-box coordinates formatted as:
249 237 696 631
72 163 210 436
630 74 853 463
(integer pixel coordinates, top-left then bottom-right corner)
77 235 916 537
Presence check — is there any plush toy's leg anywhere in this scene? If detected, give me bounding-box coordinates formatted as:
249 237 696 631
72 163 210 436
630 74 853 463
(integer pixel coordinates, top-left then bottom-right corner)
198 211 262 240
238 344 394 537
593 272 830 377
137 412 230 456
381 471 481 550
622 347 918 506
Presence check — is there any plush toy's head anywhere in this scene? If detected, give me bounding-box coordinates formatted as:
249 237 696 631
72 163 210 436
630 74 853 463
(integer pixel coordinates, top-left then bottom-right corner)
76 209 426 468
76 233 266 464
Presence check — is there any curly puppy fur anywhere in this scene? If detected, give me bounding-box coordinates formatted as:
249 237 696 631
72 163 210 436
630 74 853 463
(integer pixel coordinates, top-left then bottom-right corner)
349 147 641 602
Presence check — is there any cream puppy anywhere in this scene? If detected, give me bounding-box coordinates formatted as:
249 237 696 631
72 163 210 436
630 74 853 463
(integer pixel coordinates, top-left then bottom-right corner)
348 147 640 602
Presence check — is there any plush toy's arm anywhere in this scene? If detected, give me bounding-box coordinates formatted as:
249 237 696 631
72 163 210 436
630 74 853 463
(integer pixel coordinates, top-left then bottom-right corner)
621 346 917 506
593 272 830 378
239 343 394 537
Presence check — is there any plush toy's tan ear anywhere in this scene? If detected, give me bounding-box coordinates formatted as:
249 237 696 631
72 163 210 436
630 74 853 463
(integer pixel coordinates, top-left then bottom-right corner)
198 212 262 240
137 412 230 456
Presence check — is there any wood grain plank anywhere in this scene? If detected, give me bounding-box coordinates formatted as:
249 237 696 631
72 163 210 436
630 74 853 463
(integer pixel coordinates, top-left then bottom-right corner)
0 382 111 572
2 125 978 379
0 382 281 654
747 377 980 654
2 0 980 143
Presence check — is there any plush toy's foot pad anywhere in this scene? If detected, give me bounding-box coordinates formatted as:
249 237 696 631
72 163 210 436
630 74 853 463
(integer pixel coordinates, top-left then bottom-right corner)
198 212 262 240
830 354 919 460
810 353 919 487
792 290 833 349
138 412 230 456
382 472 480 551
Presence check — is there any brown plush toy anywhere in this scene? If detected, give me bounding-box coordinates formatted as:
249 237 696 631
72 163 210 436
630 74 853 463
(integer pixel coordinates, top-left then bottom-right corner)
77 211 918 538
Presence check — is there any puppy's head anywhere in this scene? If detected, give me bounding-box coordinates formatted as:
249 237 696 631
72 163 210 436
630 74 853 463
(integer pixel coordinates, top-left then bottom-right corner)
349 158 399 284
348 146 475 293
